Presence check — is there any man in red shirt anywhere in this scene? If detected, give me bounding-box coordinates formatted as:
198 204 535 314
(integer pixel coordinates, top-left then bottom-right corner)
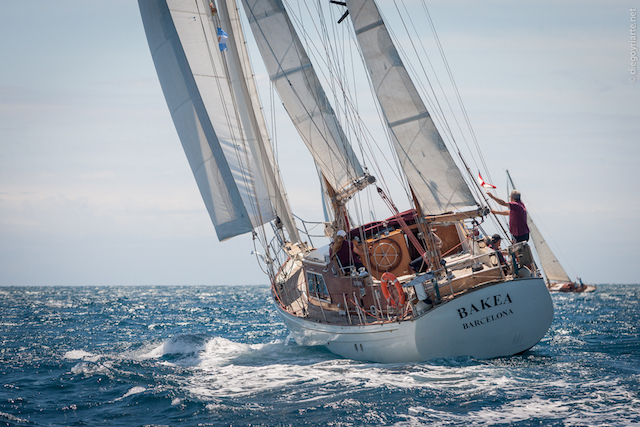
330 230 367 276
487 190 530 243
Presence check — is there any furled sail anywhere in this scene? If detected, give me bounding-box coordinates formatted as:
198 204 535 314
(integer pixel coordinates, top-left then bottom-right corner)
240 0 365 194
139 0 282 241
218 0 299 242
528 216 571 283
345 0 476 215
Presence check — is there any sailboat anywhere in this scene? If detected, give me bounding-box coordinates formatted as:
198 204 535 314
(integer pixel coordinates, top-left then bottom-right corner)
506 171 595 294
138 0 554 363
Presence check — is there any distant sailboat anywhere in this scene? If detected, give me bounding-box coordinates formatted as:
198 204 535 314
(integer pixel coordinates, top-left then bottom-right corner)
138 0 554 363
506 170 595 293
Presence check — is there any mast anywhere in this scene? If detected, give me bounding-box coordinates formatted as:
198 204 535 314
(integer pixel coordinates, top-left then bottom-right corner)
323 176 349 233
411 187 442 271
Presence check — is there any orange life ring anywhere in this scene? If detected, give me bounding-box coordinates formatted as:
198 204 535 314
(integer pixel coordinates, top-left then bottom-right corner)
380 272 406 308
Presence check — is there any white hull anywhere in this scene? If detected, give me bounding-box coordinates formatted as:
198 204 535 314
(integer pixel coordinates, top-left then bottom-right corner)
275 277 553 363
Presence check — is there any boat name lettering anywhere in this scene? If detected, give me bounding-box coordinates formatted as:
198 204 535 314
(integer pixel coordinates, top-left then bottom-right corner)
462 309 514 330
457 293 512 319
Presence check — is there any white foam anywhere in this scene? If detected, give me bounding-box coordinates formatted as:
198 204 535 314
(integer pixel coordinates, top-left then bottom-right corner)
136 334 209 361
400 364 640 426
112 386 147 403
181 350 487 399
73 338 536 403
205 403 228 412
0 411 29 423
134 335 260 369
57 331 640 426
172 339 341 398
70 361 112 377
64 350 101 362
197 337 254 367
122 386 146 399
550 335 586 346
188 352 571 404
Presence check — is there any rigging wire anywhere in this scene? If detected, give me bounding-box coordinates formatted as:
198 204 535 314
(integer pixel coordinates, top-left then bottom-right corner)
320 0 408 222
285 0 414 218
418 0 494 184
246 1 503 233
249 0 363 197
389 1 480 190
384 1 490 213
339 1 477 215
330 2 413 204
393 1 481 173
387 0 509 233
216 1 308 280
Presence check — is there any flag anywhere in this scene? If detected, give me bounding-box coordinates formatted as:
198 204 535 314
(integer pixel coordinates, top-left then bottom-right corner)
478 172 496 189
217 28 228 51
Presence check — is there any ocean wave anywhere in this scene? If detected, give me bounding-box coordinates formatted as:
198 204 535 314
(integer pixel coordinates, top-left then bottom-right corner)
3 285 639 426
136 334 211 360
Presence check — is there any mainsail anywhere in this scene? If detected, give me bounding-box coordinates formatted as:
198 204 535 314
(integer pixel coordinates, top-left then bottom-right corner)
240 0 365 194
139 0 294 241
345 0 476 215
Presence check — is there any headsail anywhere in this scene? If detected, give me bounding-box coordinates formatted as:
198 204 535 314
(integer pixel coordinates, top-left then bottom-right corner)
345 0 476 215
218 0 299 242
506 170 570 283
139 0 292 241
240 0 365 194
527 215 571 283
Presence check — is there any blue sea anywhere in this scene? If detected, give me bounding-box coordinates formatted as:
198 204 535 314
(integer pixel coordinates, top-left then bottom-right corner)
1 284 638 426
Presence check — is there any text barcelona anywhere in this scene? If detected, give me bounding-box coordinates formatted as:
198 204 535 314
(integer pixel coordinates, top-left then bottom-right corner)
458 293 513 330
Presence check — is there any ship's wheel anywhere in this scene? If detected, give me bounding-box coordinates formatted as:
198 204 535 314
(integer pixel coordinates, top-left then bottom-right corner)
369 238 402 271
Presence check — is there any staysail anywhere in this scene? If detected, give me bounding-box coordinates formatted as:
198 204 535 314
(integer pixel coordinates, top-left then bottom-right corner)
345 0 476 215
139 0 290 241
240 0 365 194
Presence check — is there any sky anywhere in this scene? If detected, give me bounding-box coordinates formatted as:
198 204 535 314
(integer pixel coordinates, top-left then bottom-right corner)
1 1 638 286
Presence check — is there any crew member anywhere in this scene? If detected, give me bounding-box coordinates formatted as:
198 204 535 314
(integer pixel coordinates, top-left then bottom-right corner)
330 230 367 276
488 233 507 268
487 190 529 243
